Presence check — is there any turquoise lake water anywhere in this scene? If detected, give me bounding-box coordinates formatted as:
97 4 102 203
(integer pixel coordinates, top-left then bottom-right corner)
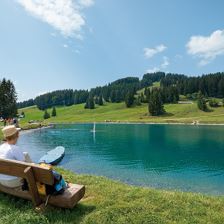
18 124 224 195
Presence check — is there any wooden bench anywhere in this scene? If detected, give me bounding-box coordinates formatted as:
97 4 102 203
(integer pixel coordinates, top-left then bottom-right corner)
0 158 85 208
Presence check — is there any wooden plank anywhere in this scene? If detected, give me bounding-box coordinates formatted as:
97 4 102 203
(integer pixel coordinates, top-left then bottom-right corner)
0 184 31 200
0 158 54 185
0 183 85 209
24 166 42 206
45 184 85 208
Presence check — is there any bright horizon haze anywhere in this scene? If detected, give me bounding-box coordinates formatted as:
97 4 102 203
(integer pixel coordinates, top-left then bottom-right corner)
0 0 224 101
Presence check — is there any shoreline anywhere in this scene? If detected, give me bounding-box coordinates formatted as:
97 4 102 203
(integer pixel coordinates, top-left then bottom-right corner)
19 124 53 135
48 121 224 126
2 121 222 140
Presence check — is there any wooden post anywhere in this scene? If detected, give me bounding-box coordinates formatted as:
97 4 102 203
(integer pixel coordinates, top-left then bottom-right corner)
24 166 42 206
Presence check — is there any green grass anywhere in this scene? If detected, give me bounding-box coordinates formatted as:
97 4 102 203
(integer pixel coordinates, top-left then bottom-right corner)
137 81 160 95
0 168 224 224
18 101 224 125
152 81 160 88
0 100 223 223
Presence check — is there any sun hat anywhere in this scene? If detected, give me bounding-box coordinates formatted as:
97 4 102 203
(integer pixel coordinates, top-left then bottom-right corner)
2 125 21 138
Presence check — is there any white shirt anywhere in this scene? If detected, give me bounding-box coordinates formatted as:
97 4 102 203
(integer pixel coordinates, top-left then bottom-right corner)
0 142 25 180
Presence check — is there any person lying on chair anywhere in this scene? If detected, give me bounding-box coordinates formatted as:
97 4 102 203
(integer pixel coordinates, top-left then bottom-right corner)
0 125 32 188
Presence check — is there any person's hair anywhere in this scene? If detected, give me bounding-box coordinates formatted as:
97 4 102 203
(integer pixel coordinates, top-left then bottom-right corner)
5 131 19 141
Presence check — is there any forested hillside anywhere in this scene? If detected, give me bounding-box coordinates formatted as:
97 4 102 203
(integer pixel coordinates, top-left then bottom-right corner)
17 72 224 110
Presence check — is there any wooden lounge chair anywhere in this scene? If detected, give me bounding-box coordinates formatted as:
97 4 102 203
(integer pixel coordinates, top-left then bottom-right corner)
0 158 85 208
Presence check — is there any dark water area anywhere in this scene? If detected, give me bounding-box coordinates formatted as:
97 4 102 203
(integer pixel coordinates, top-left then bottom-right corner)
18 124 224 195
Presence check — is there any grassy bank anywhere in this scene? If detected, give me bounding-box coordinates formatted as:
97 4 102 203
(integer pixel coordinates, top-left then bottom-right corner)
0 168 224 224
0 104 223 223
18 101 224 125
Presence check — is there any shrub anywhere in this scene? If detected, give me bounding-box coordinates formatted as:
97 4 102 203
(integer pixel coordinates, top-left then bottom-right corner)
43 110 50 119
209 99 219 108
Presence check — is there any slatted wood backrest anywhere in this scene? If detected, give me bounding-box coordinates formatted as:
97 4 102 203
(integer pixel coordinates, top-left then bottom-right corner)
0 158 54 185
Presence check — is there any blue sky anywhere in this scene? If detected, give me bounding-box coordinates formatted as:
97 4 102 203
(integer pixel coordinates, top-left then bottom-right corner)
0 0 224 101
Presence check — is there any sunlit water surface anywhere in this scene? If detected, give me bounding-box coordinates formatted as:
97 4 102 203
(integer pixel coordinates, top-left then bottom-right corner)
18 124 224 195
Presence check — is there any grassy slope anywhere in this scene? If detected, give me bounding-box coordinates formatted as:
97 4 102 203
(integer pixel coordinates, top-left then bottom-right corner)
137 81 160 95
0 168 224 224
18 101 224 125
0 99 222 223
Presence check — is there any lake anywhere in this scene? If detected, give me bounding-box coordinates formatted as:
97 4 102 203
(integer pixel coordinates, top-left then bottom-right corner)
18 123 224 195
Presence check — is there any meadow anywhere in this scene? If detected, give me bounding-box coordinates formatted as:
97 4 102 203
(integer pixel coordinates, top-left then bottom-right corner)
0 101 224 223
18 101 224 125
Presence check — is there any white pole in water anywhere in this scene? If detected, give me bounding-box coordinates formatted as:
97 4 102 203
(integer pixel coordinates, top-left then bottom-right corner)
93 122 96 132
92 122 96 142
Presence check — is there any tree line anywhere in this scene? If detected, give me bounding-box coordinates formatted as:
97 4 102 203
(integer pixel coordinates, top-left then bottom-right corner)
160 72 224 98
17 89 89 110
17 72 224 113
17 74 161 110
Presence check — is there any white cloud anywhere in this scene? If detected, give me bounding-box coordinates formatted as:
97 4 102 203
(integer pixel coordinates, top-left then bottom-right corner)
146 56 170 73
63 44 68 48
17 0 94 38
144 44 167 58
78 0 94 7
146 67 160 73
186 29 224 66
161 56 169 69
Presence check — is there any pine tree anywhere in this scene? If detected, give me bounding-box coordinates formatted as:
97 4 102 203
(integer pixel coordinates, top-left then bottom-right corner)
115 90 122 103
148 88 165 116
95 97 99 105
0 78 17 118
88 97 95 109
52 107 57 116
197 92 207 111
43 110 50 119
110 90 116 103
135 96 141 106
98 95 103 106
125 92 135 108
140 92 145 103
84 98 89 109
145 88 151 102
84 97 95 109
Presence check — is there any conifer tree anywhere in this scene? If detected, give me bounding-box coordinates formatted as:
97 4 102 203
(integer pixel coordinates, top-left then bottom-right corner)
140 92 145 103
98 95 103 105
52 107 57 116
135 96 141 106
88 96 95 109
125 92 135 108
0 78 17 118
148 88 165 116
110 90 116 103
197 92 207 111
84 96 95 109
43 110 50 119
94 97 99 105
145 88 151 102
